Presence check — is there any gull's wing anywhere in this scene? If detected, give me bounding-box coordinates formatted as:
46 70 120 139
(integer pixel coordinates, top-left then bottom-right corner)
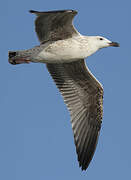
30 10 79 43
46 59 103 170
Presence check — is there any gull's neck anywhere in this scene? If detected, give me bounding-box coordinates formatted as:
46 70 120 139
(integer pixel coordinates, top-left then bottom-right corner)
77 35 100 57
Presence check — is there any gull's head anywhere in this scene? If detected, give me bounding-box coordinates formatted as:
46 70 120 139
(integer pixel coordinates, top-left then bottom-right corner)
88 36 120 50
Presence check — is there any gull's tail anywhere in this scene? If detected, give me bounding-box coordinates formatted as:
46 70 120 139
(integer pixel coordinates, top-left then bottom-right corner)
8 45 45 65
8 50 31 65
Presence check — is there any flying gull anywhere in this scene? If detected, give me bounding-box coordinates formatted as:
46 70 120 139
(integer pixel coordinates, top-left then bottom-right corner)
8 10 119 171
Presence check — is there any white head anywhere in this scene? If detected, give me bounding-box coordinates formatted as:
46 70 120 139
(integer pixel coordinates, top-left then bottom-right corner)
87 36 119 55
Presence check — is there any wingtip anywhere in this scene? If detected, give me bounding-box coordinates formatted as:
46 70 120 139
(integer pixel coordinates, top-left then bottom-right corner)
65 9 78 13
79 163 88 171
29 10 36 14
72 9 78 14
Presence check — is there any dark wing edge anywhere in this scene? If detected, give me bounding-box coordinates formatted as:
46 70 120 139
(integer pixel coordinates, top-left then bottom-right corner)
29 9 78 14
46 60 103 170
29 9 79 43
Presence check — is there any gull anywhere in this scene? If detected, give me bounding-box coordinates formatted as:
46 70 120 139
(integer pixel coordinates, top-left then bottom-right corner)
8 9 119 171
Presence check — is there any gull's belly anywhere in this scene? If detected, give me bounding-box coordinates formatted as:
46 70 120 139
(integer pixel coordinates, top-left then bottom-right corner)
36 38 88 63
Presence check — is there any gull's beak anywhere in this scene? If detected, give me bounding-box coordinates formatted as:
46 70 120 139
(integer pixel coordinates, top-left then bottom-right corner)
109 42 120 47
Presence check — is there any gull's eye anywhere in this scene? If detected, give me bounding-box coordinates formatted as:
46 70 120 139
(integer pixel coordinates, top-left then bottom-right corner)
99 38 103 40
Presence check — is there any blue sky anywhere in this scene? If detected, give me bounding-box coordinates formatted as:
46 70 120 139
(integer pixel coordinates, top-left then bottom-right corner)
1 0 131 179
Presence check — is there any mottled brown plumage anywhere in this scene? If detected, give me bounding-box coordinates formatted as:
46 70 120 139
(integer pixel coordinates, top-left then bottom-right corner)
30 10 78 43
47 59 103 170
